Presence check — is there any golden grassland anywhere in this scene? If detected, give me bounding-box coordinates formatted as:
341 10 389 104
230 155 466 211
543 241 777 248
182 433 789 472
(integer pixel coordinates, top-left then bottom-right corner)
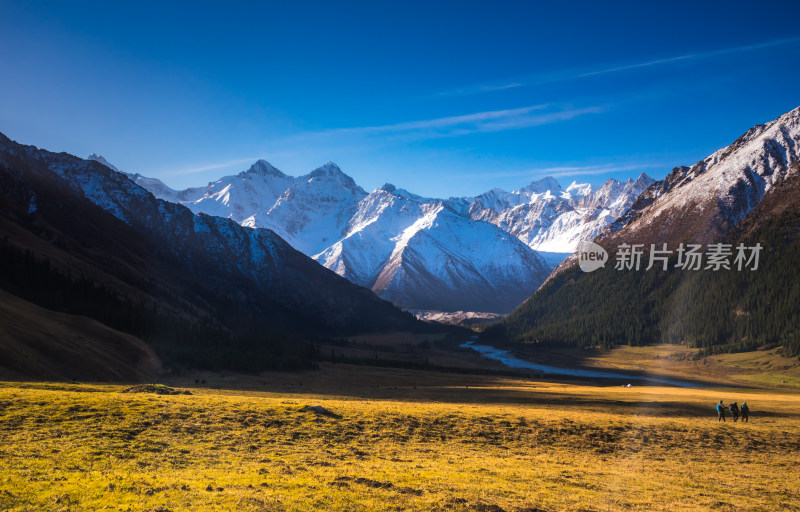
1 364 800 512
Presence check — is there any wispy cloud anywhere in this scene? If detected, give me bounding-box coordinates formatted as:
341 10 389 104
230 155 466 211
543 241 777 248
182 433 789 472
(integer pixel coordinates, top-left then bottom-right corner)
534 163 662 179
313 104 605 141
160 104 607 179
333 104 548 133
441 36 800 97
165 156 261 176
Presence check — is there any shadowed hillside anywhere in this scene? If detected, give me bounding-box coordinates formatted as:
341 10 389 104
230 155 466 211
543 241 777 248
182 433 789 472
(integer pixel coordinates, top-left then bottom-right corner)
488 167 800 357
0 133 438 378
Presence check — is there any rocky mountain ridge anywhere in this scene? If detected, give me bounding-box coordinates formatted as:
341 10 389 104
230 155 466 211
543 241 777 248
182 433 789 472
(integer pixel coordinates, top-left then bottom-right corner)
113 159 653 312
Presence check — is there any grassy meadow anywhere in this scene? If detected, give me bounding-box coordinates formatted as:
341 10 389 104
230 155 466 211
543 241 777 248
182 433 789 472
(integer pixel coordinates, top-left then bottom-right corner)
1 364 799 512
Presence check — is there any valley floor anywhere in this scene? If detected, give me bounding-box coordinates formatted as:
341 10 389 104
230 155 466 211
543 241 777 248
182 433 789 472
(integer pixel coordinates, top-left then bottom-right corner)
507 344 800 390
2 364 799 511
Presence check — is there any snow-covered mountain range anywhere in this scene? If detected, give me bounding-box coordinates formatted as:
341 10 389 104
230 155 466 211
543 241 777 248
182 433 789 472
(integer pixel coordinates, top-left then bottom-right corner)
446 173 654 252
114 162 550 312
95 157 655 313
118 161 365 255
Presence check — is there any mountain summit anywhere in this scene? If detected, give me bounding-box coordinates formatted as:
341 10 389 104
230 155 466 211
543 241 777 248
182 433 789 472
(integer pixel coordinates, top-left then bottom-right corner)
241 159 287 178
446 173 655 253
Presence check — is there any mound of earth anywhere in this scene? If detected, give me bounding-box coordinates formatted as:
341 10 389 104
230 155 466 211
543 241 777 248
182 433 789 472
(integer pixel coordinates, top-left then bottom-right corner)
121 384 191 395
300 405 342 418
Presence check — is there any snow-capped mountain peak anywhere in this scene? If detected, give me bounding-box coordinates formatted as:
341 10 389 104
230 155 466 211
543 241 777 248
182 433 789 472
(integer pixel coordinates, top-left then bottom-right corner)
306 161 344 178
125 154 656 310
634 172 653 185
240 159 286 178
444 171 655 253
126 158 550 312
520 176 562 196
316 186 551 313
299 161 364 192
564 180 592 198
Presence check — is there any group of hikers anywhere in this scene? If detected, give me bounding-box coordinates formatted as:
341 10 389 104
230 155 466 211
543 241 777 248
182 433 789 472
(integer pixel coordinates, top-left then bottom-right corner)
716 400 750 422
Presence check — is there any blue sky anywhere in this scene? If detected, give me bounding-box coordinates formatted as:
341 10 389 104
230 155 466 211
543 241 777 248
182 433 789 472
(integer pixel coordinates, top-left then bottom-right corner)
1 0 799 197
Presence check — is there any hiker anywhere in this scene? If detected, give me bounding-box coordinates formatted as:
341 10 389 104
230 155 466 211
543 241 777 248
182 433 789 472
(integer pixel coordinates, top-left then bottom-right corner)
716 400 726 422
729 402 740 422
740 402 750 423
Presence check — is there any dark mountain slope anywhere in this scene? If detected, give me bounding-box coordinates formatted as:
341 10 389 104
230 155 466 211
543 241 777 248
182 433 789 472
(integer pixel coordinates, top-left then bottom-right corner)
0 288 161 381
0 132 430 376
486 165 800 357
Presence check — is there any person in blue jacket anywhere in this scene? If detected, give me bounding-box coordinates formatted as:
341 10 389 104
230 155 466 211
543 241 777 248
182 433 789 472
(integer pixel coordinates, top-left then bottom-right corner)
716 400 726 422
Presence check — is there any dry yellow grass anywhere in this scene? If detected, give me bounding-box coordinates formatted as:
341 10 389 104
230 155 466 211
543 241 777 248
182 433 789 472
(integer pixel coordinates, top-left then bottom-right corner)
1 365 799 511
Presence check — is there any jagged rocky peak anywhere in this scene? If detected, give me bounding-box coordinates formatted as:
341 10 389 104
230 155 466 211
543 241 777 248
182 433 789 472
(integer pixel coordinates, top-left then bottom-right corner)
303 161 364 192
376 182 425 201
595 172 654 199
87 153 121 173
635 172 655 186
241 159 285 178
599 177 622 190
521 176 562 195
731 105 800 149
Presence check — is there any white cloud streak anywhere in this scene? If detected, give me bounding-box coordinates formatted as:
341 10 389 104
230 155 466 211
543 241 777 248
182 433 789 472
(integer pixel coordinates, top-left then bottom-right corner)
442 36 800 97
314 104 605 141
535 163 661 178
163 104 607 178
165 156 262 176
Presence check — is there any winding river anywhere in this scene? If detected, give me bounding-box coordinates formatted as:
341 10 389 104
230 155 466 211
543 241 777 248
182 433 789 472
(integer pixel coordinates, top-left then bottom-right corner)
461 340 700 387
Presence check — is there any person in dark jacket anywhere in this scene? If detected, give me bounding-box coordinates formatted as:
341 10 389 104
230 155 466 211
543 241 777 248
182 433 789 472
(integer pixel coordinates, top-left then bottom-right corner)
740 402 750 422
729 402 739 422
716 400 726 422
